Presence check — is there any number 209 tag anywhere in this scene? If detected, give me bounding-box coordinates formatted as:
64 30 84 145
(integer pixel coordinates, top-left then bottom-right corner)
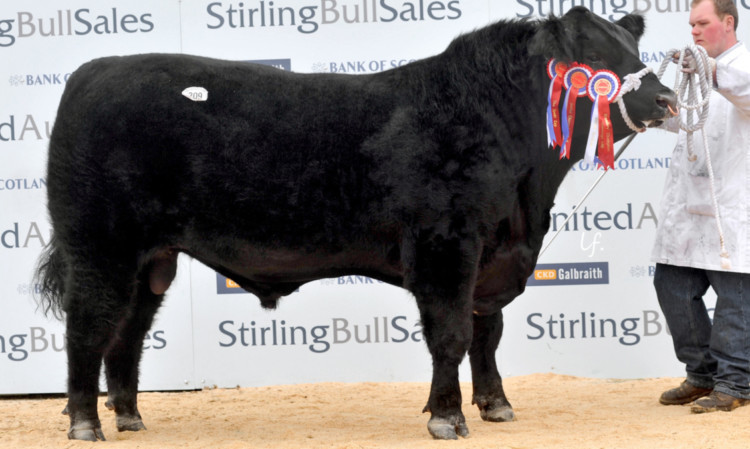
182 87 208 102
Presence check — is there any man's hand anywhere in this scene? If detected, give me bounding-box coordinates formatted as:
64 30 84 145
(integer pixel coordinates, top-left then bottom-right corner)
672 49 715 77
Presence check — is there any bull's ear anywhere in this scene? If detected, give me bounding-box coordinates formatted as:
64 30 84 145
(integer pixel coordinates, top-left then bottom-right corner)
615 13 645 44
528 16 575 62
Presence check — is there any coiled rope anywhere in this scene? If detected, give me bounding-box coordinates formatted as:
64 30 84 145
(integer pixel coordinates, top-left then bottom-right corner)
657 45 730 269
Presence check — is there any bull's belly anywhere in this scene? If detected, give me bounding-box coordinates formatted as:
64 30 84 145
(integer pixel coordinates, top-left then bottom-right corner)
198 245 402 282
176 242 404 306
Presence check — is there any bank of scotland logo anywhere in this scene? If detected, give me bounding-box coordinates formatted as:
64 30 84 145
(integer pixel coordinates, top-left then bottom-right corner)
8 75 24 87
311 62 328 73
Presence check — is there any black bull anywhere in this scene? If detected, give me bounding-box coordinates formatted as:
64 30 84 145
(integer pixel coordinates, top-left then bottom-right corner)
36 6 676 442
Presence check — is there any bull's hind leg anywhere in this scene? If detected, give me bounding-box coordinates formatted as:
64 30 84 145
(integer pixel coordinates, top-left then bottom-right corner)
63 258 139 441
104 250 176 432
103 291 160 433
469 310 515 422
405 232 480 440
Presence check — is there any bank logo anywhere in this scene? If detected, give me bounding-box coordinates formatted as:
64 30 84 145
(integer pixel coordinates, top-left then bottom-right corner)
8 75 24 86
641 49 670 64
527 262 609 286
629 264 656 278
17 283 42 296
0 177 46 192
569 156 670 172
315 58 416 73
320 276 383 285
216 273 373 294
8 72 72 87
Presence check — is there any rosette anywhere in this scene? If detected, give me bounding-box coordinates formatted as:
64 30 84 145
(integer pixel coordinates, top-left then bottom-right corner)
585 70 621 169
546 58 568 149
560 64 592 159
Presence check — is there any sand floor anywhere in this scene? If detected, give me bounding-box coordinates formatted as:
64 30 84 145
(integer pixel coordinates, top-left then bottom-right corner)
2 373 749 449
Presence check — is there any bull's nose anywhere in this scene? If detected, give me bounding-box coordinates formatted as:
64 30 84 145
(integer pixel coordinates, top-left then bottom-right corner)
656 90 679 116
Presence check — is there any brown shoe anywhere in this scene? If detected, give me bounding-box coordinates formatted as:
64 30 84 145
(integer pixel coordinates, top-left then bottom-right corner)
691 391 750 413
659 381 712 405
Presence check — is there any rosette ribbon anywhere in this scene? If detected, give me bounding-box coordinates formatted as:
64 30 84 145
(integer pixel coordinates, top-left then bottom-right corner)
546 59 568 149
560 64 592 159
585 70 621 169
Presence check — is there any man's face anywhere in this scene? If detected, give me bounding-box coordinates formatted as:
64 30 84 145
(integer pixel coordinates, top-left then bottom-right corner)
689 0 733 57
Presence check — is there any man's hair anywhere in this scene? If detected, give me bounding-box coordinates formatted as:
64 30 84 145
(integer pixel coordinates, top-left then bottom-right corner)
692 0 739 31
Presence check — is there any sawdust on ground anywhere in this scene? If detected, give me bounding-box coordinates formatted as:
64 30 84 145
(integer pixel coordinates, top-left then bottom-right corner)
2 373 748 449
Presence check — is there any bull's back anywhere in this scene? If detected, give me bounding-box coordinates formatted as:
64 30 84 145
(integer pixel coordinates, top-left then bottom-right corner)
48 54 405 247
53 54 397 172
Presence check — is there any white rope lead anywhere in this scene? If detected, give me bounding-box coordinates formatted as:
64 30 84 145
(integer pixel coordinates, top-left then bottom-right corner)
657 45 730 269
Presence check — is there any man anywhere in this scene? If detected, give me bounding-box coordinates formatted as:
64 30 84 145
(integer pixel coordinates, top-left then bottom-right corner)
652 0 750 413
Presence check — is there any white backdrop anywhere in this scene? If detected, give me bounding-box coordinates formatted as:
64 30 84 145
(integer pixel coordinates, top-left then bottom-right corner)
1 0 748 394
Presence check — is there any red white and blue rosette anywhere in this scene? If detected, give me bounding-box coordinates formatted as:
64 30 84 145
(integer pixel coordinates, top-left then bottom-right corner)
559 63 592 160
585 70 621 169
546 58 569 149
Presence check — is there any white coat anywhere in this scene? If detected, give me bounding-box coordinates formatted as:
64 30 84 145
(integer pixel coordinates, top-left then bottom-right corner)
652 42 750 273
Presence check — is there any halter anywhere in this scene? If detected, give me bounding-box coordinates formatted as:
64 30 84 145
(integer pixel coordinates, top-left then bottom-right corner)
614 66 654 133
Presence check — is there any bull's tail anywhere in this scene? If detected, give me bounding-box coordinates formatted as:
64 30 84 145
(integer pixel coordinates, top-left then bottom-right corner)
34 234 67 320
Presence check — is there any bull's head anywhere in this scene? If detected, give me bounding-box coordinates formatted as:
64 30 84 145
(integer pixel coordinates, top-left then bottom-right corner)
530 7 677 141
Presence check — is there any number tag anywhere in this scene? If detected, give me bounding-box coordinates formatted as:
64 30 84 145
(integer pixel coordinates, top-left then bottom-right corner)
182 87 208 102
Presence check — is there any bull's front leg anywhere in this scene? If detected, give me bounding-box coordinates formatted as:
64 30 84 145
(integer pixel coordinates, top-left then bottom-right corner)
405 232 479 439
469 310 515 422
